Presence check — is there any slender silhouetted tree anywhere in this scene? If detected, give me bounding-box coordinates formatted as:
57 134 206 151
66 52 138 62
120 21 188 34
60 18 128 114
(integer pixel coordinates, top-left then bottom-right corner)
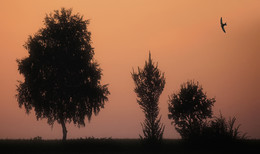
168 80 215 140
16 8 109 140
132 52 165 143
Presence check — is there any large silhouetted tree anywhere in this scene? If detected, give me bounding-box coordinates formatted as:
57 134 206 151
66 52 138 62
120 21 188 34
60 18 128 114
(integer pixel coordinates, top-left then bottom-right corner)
168 80 215 140
132 52 165 143
16 8 109 140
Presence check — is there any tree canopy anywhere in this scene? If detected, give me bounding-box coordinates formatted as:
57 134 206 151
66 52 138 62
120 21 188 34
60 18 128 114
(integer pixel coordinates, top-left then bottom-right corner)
16 8 109 140
168 80 215 140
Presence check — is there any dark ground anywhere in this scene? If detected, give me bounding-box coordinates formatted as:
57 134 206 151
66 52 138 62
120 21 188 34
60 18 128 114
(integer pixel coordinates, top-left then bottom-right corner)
0 138 259 154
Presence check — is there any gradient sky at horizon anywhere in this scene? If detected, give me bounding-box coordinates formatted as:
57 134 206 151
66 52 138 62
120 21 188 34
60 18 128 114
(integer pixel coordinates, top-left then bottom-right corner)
0 0 259 139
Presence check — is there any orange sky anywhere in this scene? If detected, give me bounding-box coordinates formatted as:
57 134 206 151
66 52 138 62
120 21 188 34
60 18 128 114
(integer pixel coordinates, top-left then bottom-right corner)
0 0 259 139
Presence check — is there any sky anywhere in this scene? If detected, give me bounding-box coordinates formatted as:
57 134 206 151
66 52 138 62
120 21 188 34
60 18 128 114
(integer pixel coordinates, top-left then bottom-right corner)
0 0 259 139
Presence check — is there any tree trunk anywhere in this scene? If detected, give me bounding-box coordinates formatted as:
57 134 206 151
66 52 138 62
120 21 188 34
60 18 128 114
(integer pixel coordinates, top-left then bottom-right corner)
61 120 67 141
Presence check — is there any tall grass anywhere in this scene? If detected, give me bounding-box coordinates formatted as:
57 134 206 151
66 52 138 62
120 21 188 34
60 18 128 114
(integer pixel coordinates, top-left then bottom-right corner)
203 113 247 141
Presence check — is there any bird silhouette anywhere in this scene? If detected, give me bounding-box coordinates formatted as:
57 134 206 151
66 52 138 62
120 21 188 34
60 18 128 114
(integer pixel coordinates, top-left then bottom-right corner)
220 17 227 33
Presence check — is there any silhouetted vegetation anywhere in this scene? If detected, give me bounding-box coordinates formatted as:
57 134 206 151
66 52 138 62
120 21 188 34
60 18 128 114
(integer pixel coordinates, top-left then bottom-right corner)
132 52 165 144
16 8 109 140
12 6 252 149
168 80 215 140
200 112 247 142
168 80 248 143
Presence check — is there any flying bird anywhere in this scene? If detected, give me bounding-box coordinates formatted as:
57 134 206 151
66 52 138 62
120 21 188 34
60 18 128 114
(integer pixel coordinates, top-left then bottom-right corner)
220 17 227 33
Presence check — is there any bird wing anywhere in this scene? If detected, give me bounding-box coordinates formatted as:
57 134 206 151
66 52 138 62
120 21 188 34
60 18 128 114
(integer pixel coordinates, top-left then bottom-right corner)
221 25 226 33
220 17 226 33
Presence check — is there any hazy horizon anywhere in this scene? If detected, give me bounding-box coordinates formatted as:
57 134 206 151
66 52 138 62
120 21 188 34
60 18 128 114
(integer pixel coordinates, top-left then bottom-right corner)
0 0 259 139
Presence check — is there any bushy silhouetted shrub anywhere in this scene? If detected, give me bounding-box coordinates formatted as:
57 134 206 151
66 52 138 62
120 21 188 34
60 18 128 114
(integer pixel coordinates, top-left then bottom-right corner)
201 113 247 142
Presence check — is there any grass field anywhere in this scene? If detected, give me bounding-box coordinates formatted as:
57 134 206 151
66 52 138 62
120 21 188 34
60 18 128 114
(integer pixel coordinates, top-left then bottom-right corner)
0 138 259 154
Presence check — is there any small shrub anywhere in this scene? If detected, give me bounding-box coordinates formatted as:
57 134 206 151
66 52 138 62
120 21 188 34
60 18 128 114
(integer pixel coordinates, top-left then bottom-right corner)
201 113 247 141
32 136 42 140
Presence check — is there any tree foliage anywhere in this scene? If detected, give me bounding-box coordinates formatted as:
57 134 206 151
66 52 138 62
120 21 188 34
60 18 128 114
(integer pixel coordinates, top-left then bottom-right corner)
16 8 109 140
168 80 215 140
132 52 165 143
